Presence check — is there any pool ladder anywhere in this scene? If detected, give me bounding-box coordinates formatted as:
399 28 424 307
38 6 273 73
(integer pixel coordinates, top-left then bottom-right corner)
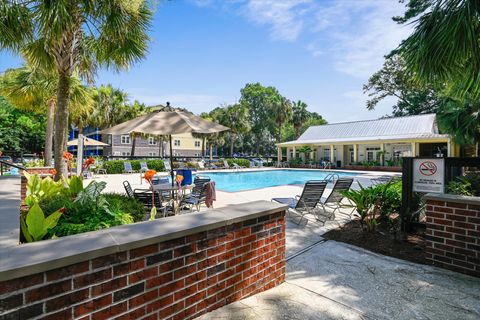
323 173 339 184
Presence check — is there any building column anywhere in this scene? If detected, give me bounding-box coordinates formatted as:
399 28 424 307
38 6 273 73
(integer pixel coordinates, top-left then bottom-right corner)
330 144 334 164
277 146 282 162
447 140 452 157
380 142 385 166
353 144 358 163
286 147 291 161
411 142 417 157
292 146 296 159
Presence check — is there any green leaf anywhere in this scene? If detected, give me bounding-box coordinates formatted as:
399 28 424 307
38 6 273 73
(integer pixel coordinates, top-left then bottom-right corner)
26 203 46 241
68 175 84 196
44 210 63 231
149 207 157 221
20 216 33 243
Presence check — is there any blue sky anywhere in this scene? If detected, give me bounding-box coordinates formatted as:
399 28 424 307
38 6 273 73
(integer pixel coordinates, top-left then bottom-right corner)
0 0 412 123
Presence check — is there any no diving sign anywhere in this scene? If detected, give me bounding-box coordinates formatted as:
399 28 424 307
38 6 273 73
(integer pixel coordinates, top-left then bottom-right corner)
413 158 445 193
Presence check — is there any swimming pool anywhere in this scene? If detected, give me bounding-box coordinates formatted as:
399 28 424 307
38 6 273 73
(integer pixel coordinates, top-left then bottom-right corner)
200 170 360 192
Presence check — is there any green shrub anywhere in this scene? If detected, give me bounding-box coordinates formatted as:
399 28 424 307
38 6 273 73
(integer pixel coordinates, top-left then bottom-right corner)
103 193 146 222
447 172 480 196
225 158 250 168
102 159 165 174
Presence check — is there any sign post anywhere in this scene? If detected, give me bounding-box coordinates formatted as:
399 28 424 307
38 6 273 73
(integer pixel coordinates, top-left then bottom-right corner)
76 134 84 176
412 158 445 193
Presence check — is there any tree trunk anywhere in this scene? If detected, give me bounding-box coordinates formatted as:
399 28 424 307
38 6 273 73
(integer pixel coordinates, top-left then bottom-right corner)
44 100 55 166
202 137 206 158
230 135 235 156
277 121 282 143
130 135 136 156
255 136 260 156
54 74 71 180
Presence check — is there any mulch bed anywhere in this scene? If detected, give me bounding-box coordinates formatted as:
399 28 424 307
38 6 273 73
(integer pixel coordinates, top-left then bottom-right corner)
323 219 426 265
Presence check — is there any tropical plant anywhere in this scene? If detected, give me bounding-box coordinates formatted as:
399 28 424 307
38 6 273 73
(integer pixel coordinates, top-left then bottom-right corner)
447 172 480 196
342 183 378 232
271 95 292 142
0 1 153 179
24 172 64 206
0 66 93 164
292 100 310 138
21 203 63 242
396 0 480 98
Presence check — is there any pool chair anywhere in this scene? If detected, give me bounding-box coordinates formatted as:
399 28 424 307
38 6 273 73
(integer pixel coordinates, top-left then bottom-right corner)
123 181 166 218
181 176 211 212
197 161 206 170
272 180 329 224
318 178 356 219
223 160 231 169
210 162 224 170
124 161 136 174
371 175 400 185
140 161 149 173
232 162 245 169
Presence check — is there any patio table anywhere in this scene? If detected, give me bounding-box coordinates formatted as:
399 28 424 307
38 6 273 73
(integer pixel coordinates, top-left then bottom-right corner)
152 183 193 215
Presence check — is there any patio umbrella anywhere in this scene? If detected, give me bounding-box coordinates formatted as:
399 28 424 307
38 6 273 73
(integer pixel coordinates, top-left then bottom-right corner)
67 137 109 147
101 110 229 185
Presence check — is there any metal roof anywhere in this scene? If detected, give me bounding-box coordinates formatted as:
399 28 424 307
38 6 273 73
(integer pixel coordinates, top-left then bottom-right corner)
279 114 449 146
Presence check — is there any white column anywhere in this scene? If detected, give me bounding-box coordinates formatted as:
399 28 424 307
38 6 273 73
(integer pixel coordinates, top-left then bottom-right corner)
292 146 296 159
353 144 358 163
286 147 291 161
330 144 334 163
447 140 452 157
380 143 385 165
277 147 282 162
76 134 84 176
411 142 417 157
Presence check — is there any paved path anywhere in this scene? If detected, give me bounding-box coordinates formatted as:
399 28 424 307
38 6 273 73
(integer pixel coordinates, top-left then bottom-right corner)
199 219 480 320
0 176 20 248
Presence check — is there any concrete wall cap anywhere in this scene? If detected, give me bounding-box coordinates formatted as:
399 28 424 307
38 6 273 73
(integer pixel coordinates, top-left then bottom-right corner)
424 193 480 206
0 200 287 282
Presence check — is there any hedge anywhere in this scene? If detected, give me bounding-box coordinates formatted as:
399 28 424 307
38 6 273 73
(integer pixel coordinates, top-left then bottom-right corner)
102 159 165 174
225 158 251 168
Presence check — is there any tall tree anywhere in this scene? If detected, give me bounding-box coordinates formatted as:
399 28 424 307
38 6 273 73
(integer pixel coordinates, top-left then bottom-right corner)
363 55 441 116
271 95 292 143
220 104 250 156
291 100 309 138
0 66 92 164
396 0 480 98
0 1 152 179
240 83 279 155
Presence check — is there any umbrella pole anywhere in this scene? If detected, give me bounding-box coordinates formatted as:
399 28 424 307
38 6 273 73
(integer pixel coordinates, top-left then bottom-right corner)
169 135 174 187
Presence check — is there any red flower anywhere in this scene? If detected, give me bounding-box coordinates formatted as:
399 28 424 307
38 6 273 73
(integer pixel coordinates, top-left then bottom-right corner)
63 151 73 161
144 170 157 183
59 207 66 214
49 169 57 176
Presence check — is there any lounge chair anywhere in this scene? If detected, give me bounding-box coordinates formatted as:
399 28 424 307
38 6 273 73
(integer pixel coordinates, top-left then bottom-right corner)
197 161 206 170
371 175 400 185
123 181 166 218
181 176 211 212
124 161 136 174
318 178 355 219
210 162 225 170
140 161 149 173
272 180 329 224
223 160 231 169
232 162 245 169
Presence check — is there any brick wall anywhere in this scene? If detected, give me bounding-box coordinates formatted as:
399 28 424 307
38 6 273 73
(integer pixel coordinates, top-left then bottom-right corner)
425 196 480 277
0 211 286 319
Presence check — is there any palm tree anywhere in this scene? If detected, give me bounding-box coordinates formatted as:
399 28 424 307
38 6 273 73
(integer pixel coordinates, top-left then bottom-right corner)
88 85 130 129
437 95 480 156
397 0 480 98
0 66 92 164
222 104 250 156
292 100 309 139
271 95 292 143
0 1 152 179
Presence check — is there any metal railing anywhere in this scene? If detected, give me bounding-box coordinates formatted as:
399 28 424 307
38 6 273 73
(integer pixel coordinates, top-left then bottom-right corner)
0 160 26 176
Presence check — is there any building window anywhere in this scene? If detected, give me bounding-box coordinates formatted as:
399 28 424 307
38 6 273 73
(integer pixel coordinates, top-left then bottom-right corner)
323 148 330 161
194 141 201 147
194 153 200 157
174 139 181 146
148 137 157 145
366 147 381 162
121 135 131 144
148 152 156 156
107 135 112 145
121 151 131 156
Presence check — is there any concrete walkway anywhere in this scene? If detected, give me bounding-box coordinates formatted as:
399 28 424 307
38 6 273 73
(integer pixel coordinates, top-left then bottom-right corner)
200 237 480 320
0 176 20 248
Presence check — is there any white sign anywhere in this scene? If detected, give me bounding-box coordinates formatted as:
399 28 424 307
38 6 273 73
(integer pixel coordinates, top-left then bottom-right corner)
413 158 445 193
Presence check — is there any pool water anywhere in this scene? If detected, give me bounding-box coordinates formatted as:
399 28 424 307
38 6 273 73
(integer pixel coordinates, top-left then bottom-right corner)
199 170 359 192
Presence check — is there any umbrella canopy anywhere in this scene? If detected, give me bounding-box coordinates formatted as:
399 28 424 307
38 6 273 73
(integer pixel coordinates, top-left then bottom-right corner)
101 110 229 186
101 110 229 135
67 137 109 146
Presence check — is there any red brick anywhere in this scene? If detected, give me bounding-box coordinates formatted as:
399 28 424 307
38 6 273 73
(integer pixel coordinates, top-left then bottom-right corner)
428 200 445 206
446 239 466 248
128 266 158 283
91 276 127 297
446 202 468 209
74 268 112 289
46 261 89 281
113 259 145 277
159 279 185 297
159 258 184 273
185 270 206 286
432 218 453 226
186 231 207 242
91 302 127 320
0 273 44 296
146 272 173 289
26 279 71 302
174 264 197 280
116 307 146 320
38 308 73 320
129 289 158 308
433 230 453 239
159 237 186 250
130 244 158 259
91 252 127 269
445 227 467 235
207 245 226 257
45 288 89 312
74 294 112 317
146 294 174 313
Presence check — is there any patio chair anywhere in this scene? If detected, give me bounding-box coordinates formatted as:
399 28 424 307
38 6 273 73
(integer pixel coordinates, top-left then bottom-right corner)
123 181 166 218
318 178 355 219
181 176 211 212
223 160 231 169
232 162 245 169
272 180 329 224
140 161 149 173
124 161 136 174
197 161 206 170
